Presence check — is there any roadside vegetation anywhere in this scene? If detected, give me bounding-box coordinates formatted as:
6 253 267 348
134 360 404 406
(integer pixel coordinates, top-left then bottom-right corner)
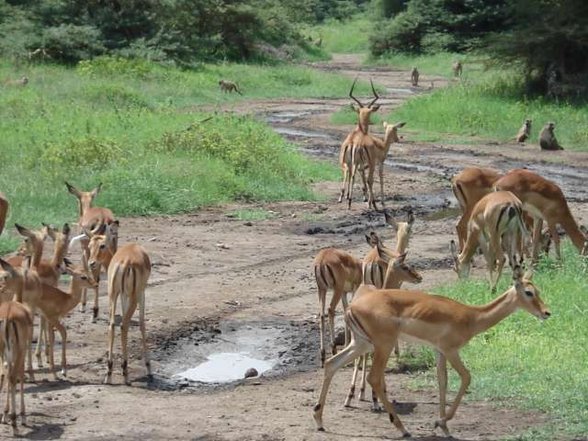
0 57 358 254
424 245 588 440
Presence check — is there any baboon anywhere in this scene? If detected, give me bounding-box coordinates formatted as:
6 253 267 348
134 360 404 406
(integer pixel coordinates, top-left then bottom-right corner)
515 119 532 143
314 36 323 47
410 67 419 87
539 122 563 151
218 80 242 95
452 61 463 77
3 76 28 87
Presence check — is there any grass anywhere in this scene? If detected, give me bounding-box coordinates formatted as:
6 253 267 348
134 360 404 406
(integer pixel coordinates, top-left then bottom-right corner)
369 51 465 78
226 209 276 221
416 243 588 440
335 53 588 151
0 57 352 253
301 15 372 55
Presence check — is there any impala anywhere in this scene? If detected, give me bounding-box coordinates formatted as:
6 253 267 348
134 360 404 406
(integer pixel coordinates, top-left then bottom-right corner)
338 78 380 207
313 234 378 366
494 168 587 261
344 248 422 410
88 235 152 384
66 181 118 320
451 167 503 251
313 265 550 438
0 261 32 433
450 191 527 292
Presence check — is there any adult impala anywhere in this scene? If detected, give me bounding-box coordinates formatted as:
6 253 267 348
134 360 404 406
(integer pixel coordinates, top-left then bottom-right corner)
338 78 381 207
313 265 550 438
494 168 587 260
451 167 502 251
66 182 118 321
88 234 152 384
450 191 527 292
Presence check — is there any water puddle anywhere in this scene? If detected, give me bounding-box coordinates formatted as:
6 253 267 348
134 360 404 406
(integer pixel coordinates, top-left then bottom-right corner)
176 353 274 383
386 87 415 95
265 111 311 124
273 127 333 139
153 319 318 389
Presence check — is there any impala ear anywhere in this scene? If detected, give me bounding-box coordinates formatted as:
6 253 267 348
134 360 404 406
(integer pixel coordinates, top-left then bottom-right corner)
370 104 381 112
523 269 534 281
366 231 380 248
384 210 398 231
350 104 359 114
14 223 33 238
90 182 103 197
395 122 407 128
65 181 81 197
0 258 17 277
394 252 407 265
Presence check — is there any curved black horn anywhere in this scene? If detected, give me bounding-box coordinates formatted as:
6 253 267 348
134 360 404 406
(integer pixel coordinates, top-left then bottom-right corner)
349 77 364 108
367 79 380 108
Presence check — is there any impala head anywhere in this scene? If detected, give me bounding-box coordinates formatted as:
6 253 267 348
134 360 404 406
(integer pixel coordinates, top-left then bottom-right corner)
449 239 470 279
382 121 406 143
384 251 422 287
512 266 550 320
87 234 111 271
0 257 20 288
65 181 102 215
14 223 44 258
384 209 414 254
349 77 380 134
365 231 396 264
63 258 98 288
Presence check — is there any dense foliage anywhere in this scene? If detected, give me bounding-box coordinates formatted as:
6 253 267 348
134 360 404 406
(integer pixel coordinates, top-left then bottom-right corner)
0 0 367 64
369 0 588 97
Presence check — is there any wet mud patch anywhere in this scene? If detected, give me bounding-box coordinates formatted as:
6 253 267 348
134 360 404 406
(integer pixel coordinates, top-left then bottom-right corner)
151 318 319 391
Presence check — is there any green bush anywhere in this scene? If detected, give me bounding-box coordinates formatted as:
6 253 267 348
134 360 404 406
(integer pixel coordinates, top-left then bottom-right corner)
42 24 105 63
77 56 157 79
36 137 126 172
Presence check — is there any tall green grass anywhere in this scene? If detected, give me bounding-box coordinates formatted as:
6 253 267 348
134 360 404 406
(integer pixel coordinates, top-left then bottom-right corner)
0 57 349 253
369 51 465 78
302 15 372 54
428 244 588 439
391 73 588 150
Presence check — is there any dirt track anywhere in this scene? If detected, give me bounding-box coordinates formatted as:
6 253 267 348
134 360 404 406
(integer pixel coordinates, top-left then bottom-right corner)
10 54 588 440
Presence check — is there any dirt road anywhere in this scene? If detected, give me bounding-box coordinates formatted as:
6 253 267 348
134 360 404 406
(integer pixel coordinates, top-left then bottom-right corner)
13 54 587 440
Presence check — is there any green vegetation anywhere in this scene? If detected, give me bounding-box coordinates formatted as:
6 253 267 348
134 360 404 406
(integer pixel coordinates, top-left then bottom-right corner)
302 15 372 54
391 70 588 150
227 209 276 221
0 58 350 254
369 51 464 77
421 244 588 440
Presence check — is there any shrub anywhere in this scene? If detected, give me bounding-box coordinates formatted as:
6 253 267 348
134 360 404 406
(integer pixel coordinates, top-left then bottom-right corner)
42 24 105 63
37 137 126 172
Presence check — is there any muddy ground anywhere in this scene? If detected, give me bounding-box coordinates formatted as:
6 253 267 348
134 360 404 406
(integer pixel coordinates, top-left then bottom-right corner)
9 54 588 440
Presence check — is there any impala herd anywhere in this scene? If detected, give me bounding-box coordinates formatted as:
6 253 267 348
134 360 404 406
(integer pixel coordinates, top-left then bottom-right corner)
0 76 585 438
0 183 150 433
313 80 586 437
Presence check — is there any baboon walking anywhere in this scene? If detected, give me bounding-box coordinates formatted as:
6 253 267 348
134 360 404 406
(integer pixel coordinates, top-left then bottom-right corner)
410 67 419 87
539 122 563 150
3 76 28 87
218 80 242 95
452 61 463 77
515 119 532 143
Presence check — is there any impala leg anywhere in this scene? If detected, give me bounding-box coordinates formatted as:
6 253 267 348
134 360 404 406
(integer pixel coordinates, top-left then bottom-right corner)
366 166 376 210
18 374 25 427
368 346 410 437
343 356 361 407
435 350 471 436
47 322 57 380
35 316 46 368
317 287 327 367
2 373 8 423
347 163 359 209
378 163 385 208
327 289 342 355
104 292 118 385
340 293 350 347
139 289 151 379
436 352 448 421
53 321 67 377
548 223 561 260
359 353 368 401
531 218 544 263
313 337 370 431
121 296 138 385
9 378 16 433
360 167 368 203
92 266 101 322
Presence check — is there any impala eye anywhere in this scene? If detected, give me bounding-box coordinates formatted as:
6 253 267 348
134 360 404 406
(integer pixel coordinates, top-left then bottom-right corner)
524 290 534 297
81 276 88 280
100 244 106 250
